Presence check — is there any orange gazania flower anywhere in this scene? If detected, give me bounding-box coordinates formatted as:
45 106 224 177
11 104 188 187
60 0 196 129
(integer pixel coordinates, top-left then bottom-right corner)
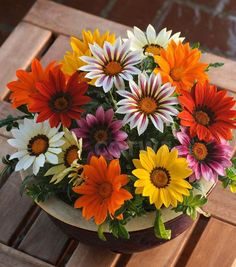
29 68 91 128
7 59 57 108
73 156 132 225
153 41 208 93
178 82 236 142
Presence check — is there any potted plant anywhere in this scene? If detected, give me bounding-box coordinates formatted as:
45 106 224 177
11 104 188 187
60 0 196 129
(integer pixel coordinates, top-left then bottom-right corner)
1 25 235 253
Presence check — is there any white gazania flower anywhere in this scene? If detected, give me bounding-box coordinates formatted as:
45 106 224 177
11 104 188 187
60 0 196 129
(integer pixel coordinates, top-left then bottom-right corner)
8 118 64 175
126 24 184 58
79 38 141 92
116 72 179 135
45 128 83 184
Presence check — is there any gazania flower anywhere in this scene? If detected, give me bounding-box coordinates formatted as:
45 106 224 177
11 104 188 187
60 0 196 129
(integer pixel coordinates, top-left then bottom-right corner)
73 155 132 225
29 68 91 128
74 106 128 160
7 59 57 108
8 117 64 175
116 72 178 135
154 41 208 93
126 24 184 58
175 127 232 182
132 145 192 209
79 38 141 92
178 82 236 142
45 128 83 184
61 29 116 75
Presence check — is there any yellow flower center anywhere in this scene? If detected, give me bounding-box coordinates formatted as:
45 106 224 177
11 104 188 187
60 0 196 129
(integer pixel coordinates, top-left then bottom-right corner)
192 142 208 161
139 97 157 114
28 135 49 156
64 145 79 167
143 44 161 56
98 182 113 198
94 130 108 143
150 168 170 188
195 111 210 126
170 67 183 81
104 61 122 76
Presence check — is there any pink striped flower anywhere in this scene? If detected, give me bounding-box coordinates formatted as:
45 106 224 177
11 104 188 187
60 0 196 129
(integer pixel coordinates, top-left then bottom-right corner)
73 106 128 160
79 38 141 92
116 72 178 135
175 127 232 182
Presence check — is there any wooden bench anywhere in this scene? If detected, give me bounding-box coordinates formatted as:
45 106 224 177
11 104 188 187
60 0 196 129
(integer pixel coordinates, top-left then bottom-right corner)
0 1 235 266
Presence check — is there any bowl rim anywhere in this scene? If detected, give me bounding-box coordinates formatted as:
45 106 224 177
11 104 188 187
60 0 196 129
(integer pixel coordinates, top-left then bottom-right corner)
20 171 215 233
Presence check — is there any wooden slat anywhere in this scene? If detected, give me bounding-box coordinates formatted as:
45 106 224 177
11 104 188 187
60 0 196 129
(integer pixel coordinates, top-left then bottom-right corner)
202 53 236 94
0 100 23 138
66 244 120 267
126 221 197 267
23 0 127 37
0 243 54 267
0 171 33 244
40 35 70 66
205 184 236 225
18 211 69 264
186 218 236 267
0 22 52 100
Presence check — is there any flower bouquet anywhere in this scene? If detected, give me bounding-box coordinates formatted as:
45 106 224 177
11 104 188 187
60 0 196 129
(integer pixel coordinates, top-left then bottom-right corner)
1 25 236 253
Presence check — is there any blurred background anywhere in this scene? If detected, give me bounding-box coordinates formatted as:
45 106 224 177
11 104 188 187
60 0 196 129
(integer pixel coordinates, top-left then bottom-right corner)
1 0 236 59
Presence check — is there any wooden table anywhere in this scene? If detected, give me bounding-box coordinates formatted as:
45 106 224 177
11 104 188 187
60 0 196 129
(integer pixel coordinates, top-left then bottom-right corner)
0 1 236 266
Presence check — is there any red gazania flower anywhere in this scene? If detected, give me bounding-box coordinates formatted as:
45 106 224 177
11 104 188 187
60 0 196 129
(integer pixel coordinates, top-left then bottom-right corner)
178 82 236 142
7 59 57 108
29 68 90 128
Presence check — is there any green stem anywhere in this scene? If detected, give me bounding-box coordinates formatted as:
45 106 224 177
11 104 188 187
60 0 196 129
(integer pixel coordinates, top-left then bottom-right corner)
0 115 32 128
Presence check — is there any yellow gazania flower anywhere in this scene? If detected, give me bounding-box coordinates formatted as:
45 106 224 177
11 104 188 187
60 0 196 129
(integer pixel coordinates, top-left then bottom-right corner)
45 128 83 184
132 145 193 209
61 29 116 75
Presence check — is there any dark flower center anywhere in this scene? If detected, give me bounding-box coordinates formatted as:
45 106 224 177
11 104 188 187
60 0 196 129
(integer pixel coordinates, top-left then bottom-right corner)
104 61 122 76
94 129 108 143
150 167 170 188
192 142 208 161
170 67 183 81
143 44 161 56
98 182 113 198
50 93 71 112
195 110 210 126
139 97 157 114
64 145 78 167
28 134 49 156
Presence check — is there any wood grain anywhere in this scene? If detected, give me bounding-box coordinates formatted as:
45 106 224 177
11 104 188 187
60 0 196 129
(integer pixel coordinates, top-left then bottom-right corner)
186 218 236 267
126 221 197 267
0 171 33 244
0 22 52 101
202 53 236 94
0 100 23 138
18 211 69 264
40 35 70 67
205 183 236 225
66 243 120 267
0 243 53 267
23 0 127 37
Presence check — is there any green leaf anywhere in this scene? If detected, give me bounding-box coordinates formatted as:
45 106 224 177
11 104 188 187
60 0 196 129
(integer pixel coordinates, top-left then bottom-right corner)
173 191 207 220
117 224 130 239
154 210 171 240
98 224 107 241
206 62 224 71
191 42 200 49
